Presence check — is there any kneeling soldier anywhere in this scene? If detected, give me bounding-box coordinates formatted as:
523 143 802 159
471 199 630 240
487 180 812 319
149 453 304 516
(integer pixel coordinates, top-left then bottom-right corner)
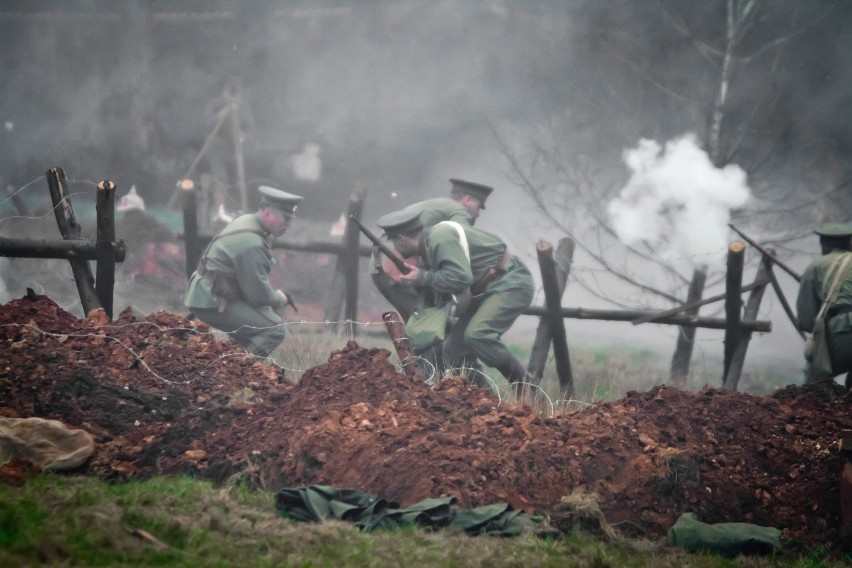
184 185 302 357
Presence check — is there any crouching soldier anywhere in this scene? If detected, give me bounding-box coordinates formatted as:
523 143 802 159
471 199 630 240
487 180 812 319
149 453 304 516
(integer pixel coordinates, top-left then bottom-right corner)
184 185 302 357
377 208 535 391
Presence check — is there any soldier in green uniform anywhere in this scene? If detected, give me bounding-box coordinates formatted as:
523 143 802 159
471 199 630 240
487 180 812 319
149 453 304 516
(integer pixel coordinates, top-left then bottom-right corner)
377 208 535 390
796 222 852 389
371 178 493 320
184 185 303 357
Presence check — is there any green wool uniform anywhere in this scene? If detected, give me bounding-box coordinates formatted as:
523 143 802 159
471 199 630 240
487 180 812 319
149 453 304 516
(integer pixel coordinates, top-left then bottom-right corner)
796 248 852 381
184 213 287 356
415 222 534 377
371 198 475 320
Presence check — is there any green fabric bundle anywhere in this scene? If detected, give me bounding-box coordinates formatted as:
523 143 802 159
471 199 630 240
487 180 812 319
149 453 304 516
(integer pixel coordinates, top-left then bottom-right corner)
275 485 535 536
665 512 782 557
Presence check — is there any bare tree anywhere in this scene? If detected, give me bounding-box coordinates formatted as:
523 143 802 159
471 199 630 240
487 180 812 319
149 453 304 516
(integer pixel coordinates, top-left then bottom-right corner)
495 0 848 383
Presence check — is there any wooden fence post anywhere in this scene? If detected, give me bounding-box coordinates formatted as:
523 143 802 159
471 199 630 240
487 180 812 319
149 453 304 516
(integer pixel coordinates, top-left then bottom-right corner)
724 251 772 391
324 193 363 332
723 241 746 379
526 237 574 394
95 180 117 319
180 179 202 280
343 192 364 337
670 267 707 385
45 167 102 316
536 239 574 398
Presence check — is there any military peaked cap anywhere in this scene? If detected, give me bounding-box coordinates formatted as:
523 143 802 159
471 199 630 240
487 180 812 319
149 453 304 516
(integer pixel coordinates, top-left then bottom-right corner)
815 222 852 238
376 208 423 238
259 185 303 217
449 178 494 209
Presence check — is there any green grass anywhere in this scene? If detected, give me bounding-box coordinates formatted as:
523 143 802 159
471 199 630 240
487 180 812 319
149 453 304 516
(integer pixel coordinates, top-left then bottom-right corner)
0 474 845 567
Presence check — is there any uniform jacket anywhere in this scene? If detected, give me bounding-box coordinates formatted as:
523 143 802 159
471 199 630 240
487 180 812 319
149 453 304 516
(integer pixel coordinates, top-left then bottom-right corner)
796 248 852 335
184 214 285 310
415 222 532 298
370 198 474 277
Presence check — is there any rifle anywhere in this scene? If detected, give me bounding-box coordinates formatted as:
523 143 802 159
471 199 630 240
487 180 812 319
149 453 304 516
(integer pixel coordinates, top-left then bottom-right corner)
728 224 802 282
349 214 411 275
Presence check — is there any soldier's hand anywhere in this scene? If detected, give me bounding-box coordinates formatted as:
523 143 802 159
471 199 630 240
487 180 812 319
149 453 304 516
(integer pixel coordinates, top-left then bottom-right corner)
275 289 297 314
396 263 420 286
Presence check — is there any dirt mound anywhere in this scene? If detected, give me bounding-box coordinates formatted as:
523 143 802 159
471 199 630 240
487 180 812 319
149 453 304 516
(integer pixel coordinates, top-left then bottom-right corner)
0 294 849 548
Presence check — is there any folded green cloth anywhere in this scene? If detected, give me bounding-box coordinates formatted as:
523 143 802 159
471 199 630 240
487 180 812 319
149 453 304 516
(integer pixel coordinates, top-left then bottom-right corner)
275 485 536 536
665 512 782 557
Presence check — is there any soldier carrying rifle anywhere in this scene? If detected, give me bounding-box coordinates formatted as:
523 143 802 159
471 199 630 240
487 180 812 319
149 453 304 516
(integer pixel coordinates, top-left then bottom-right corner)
375 207 535 391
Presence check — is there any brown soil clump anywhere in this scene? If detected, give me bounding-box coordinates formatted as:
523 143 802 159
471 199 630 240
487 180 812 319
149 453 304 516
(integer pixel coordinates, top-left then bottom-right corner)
0 294 849 549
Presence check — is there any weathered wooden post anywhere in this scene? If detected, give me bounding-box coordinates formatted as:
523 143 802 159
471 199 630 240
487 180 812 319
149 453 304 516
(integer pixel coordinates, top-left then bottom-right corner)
526 237 574 395
536 239 574 398
724 252 772 391
324 193 362 332
95 180 117 319
382 311 423 381
670 266 707 386
723 241 745 380
180 179 202 280
45 167 102 316
343 192 364 337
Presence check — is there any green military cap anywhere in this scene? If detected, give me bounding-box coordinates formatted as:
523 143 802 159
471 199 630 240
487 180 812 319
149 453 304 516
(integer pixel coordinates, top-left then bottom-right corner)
259 185 303 218
815 222 852 238
376 208 423 238
449 178 494 208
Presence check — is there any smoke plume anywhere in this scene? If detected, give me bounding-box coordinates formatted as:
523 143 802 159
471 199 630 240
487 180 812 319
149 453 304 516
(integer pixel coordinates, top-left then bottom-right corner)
607 134 751 266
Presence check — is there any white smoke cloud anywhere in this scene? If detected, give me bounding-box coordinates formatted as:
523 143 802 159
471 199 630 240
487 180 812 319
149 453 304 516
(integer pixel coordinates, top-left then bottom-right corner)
607 133 751 265
291 143 322 182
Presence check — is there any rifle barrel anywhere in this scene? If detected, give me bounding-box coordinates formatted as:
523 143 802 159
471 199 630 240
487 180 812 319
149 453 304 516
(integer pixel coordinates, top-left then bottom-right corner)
350 215 411 274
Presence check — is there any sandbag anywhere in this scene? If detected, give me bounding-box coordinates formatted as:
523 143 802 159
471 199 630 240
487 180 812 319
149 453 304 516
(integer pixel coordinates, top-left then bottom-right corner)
0 417 95 471
665 512 782 557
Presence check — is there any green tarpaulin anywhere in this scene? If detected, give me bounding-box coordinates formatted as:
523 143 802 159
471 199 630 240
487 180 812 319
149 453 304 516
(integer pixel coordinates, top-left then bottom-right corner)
665 512 782 557
275 485 537 536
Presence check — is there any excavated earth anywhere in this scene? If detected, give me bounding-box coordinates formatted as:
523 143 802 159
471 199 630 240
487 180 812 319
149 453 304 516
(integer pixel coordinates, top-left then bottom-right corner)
0 293 850 549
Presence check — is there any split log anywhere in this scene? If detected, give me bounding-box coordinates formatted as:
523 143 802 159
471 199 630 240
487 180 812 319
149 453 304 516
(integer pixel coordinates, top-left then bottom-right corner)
0 237 125 261
535 239 574 397
45 167 102 316
95 180 117 319
523 306 771 332
723 241 745 378
180 179 202 280
527 238 573 386
723 252 772 391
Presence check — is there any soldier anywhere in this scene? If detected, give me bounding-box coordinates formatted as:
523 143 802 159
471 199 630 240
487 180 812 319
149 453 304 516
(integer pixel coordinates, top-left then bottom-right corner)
371 178 494 321
184 185 302 358
376 208 535 391
796 222 852 389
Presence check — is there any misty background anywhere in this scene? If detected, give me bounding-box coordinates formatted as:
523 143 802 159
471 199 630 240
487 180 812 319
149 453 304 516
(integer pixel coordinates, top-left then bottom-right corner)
1 0 850 382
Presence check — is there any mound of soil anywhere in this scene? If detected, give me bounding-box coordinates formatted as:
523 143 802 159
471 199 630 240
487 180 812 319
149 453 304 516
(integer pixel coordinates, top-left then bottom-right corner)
0 293 849 549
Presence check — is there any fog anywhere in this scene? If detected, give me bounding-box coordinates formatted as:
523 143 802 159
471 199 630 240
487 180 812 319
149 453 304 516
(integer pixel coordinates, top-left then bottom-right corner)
1 0 850 380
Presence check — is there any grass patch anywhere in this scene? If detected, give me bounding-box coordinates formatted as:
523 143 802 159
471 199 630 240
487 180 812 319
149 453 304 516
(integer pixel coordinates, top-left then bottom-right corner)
0 474 845 567
266 328 801 414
